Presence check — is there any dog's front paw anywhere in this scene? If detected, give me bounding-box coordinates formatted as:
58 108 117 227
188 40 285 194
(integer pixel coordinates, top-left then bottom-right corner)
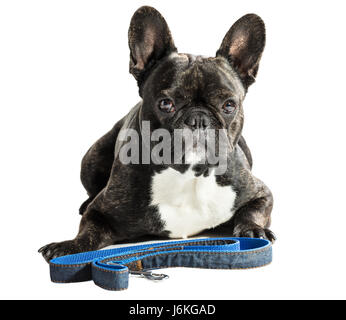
38 240 78 263
233 223 276 242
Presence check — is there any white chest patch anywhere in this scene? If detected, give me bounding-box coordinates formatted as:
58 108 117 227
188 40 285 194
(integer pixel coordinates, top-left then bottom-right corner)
150 167 237 238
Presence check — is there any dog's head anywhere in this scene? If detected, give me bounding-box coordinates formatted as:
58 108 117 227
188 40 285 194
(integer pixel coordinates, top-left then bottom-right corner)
128 6 265 167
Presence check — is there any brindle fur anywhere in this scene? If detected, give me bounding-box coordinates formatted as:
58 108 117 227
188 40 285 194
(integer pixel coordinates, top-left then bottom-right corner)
39 6 275 262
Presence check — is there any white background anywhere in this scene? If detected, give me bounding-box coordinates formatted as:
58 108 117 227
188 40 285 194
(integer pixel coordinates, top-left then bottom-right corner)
1 0 346 300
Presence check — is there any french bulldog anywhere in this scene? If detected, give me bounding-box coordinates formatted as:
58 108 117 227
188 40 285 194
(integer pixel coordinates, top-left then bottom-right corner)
39 6 275 262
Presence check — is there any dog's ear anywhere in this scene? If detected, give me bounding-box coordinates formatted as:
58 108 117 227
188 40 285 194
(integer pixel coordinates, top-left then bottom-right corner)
128 6 177 84
216 14 265 88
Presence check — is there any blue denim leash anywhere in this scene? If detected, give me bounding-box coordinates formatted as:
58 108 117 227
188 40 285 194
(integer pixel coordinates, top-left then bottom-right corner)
49 237 272 291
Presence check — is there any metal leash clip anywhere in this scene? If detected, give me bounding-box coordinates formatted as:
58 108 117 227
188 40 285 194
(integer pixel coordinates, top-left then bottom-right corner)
130 270 169 281
106 261 169 281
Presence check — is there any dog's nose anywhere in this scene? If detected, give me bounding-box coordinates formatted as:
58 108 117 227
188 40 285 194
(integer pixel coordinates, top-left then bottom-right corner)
184 113 210 130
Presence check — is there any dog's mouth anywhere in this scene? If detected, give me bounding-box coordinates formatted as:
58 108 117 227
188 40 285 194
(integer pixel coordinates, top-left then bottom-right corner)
170 127 231 166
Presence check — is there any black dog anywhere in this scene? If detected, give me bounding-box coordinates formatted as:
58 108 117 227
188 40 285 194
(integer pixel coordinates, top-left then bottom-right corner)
40 6 274 262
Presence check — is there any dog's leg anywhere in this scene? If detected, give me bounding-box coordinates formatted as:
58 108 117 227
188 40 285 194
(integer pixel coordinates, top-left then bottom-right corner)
39 208 120 262
79 119 124 214
231 193 275 241
79 196 95 215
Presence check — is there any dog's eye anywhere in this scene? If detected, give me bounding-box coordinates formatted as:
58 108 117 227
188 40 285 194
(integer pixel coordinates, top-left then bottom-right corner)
222 100 237 114
158 99 175 113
